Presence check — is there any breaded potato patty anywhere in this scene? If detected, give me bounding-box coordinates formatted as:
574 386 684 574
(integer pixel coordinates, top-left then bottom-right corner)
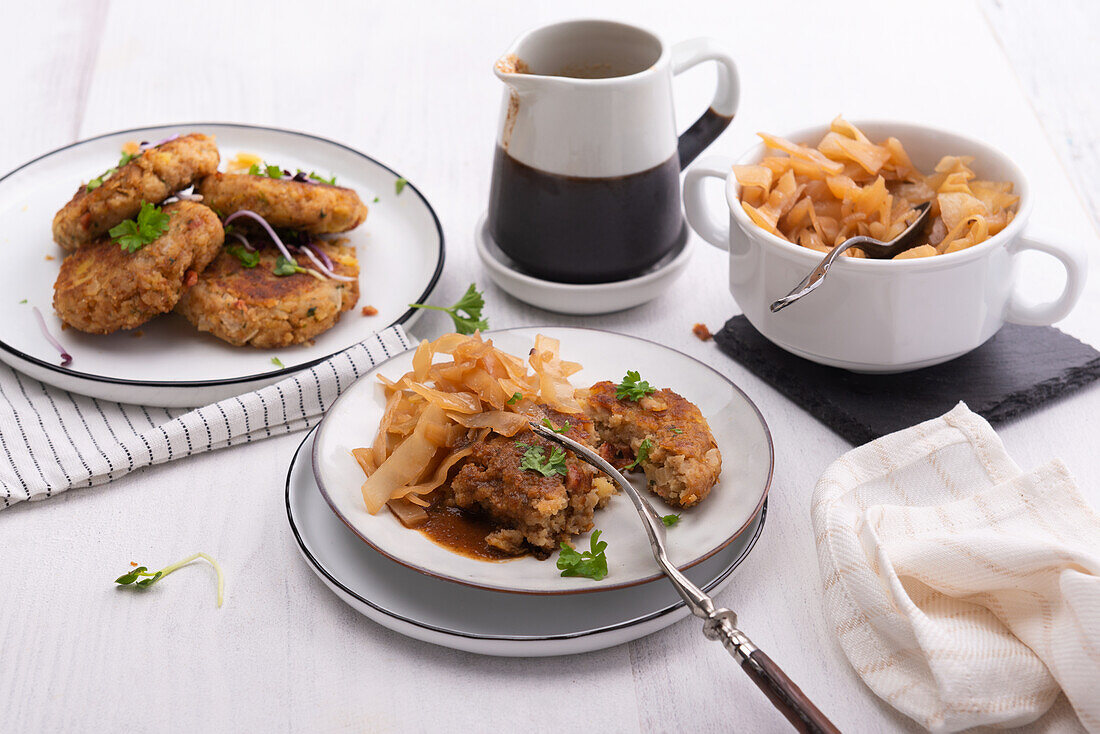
196 173 368 233
52 201 224 334
584 381 722 508
52 134 219 251
174 240 359 348
448 411 614 558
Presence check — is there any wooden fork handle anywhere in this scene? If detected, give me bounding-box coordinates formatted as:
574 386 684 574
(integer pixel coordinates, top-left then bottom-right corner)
741 650 841 734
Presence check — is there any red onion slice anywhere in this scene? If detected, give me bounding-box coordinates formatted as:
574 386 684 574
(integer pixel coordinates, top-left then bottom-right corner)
228 230 255 251
305 241 333 270
174 191 203 202
222 210 296 263
32 307 72 366
139 134 180 151
298 243 356 282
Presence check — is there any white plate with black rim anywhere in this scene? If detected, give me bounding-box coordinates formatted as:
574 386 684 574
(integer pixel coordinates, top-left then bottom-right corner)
0 123 444 407
289 427 768 656
312 326 774 595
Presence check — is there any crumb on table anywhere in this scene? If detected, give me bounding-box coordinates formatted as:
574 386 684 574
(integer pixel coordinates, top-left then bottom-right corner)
44 254 55 261
361 305 378 316
692 323 713 341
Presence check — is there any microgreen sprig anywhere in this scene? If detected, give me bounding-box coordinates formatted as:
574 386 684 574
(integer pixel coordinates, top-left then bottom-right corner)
541 418 570 434
114 552 225 607
624 437 653 471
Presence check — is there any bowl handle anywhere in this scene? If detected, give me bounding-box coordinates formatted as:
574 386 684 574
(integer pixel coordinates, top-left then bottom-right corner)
683 157 735 252
1005 231 1088 325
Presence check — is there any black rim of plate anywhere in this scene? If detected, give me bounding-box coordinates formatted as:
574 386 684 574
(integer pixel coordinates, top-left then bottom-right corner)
0 122 445 388
286 427 769 643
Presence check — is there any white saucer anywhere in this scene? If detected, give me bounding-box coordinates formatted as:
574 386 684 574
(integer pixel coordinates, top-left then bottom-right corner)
287 428 767 657
475 213 693 315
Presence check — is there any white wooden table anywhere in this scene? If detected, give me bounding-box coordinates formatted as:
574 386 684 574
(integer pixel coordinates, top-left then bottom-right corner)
2 1 1097 731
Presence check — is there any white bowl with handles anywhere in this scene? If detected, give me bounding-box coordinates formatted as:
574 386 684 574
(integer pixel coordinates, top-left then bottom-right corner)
683 121 1088 372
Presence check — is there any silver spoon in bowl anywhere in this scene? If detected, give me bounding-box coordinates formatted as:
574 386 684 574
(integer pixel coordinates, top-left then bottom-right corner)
769 201 932 313
529 422 840 734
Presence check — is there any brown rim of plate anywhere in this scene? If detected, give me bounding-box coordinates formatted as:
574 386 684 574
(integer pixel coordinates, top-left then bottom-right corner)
311 326 774 596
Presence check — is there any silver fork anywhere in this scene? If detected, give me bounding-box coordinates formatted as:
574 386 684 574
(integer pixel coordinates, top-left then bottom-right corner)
530 423 839 734
769 201 932 313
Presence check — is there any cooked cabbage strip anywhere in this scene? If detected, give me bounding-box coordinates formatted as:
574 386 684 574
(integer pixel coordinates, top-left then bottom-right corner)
352 332 587 515
741 118 1018 256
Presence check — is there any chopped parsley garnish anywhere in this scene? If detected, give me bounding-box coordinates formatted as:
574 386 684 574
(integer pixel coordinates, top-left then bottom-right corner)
309 172 336 185
86 150 142 191
624 437 653 471
227 243 260 268
114 552 225 608
409 283 487 335
517 443 568 478
542 418 570 434
306 307 316 317
616 370 656 401
507 392 522 405
273 255 307 276
19 299 27 304
266 164 284 178
661 514 681 527
109 201 170 253
394 177 408 194
671 427 683 435
372 196 380 203
271 357 285 368
557 530 608 580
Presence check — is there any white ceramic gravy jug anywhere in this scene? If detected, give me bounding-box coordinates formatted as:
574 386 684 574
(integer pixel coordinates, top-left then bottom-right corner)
487 19 739 283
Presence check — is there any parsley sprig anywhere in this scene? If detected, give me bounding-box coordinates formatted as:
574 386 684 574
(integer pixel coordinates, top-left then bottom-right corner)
409 283 487 335
515 441 568 478
625 437 653 471
109 201 170 253
507 392 523 405
541 418 570 434
616 370 656 401
114 552 225 608
661 514 681 527
557 530 609 580
395 177 408 194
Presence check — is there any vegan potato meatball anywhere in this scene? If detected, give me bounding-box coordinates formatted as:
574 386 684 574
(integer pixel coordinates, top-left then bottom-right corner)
52 201 224 334
584 381 722 508
196 173 368 233
448 411 614 558
173 239 359 348
52 133 219 251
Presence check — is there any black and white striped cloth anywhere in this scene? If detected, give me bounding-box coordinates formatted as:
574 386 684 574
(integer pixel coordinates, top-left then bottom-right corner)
0 325 410 509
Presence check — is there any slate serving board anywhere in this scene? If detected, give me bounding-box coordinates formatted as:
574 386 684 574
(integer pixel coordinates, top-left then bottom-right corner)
714 316 1100 445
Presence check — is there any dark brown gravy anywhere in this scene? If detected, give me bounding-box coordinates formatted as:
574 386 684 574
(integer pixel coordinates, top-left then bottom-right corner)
417 503 527 562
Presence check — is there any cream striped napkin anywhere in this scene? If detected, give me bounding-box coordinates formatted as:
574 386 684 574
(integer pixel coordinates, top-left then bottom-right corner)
812 403 1100 732
0 325 410 509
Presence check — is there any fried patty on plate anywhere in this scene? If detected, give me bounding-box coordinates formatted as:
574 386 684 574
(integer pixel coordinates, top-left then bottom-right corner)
52 133 219 251
52 201 224 334
196 173 368 233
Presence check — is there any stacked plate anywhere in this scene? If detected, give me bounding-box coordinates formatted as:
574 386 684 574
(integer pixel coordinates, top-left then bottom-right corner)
289 327 773 656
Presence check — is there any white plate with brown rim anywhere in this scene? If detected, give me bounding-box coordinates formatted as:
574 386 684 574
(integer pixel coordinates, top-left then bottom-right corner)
0 123 444 407
311 326 773 595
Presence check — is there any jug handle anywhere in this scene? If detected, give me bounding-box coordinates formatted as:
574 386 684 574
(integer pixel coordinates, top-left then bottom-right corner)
673 38 740 169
